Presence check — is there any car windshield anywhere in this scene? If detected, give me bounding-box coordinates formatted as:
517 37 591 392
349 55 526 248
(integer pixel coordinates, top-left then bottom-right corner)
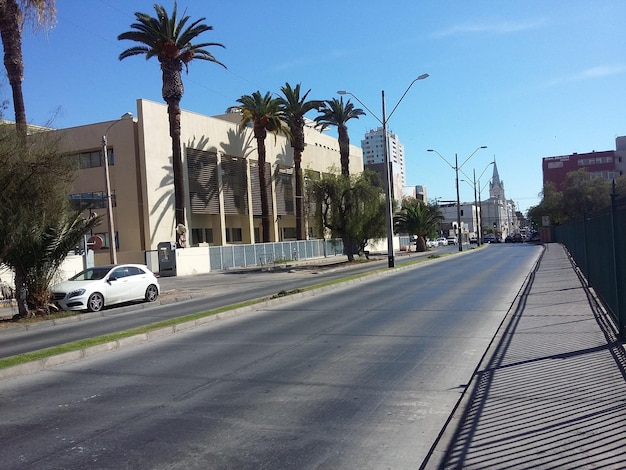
70 267 111 281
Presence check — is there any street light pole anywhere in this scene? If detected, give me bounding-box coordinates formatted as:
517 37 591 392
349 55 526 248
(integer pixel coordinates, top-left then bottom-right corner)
102 112 133 265
455 154 462 252
428 146 487 252
473 168 479 246
381 90 394 267
475 161 495 246
337 73 429 268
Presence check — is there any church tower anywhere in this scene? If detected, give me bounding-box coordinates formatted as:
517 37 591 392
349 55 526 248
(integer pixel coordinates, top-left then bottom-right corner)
489 159 505 201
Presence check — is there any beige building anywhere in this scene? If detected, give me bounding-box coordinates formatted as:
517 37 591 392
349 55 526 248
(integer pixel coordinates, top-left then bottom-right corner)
54 99 363 265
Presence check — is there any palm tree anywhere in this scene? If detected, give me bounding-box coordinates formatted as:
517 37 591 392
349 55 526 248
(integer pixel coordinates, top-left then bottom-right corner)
0 0 56 140
314 97 365 177
118 2 225 245
229 91 288 243
276 83 323 240
394 198 443 252
7 212 101 317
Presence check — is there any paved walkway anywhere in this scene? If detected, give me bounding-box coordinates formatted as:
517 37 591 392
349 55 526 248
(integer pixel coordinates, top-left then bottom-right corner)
425 243 626 469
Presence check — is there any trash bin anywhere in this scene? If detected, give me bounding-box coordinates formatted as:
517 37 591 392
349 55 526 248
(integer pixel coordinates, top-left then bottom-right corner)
157 241 176 276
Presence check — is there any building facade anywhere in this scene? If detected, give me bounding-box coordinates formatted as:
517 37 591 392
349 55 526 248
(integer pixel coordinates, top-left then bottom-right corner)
361 127 405 200
542 137 626 191
53 99 363 265
437 160 519 242
480 161 518 239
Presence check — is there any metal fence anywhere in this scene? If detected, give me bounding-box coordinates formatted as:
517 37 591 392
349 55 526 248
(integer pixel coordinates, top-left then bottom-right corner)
554 193 626 337
208 238 346 271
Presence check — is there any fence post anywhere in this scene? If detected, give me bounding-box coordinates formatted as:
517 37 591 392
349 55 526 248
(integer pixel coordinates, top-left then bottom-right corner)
610 181 624 340
582 214 590 288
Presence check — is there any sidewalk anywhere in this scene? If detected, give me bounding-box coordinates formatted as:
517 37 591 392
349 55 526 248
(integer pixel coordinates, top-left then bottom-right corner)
425 243 626 469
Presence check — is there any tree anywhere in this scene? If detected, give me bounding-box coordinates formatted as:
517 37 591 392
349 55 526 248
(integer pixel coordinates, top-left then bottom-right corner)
616 175 626 198
562 169 610 219
314 97 365 177
0 0 56 140
394 198 443 252
229 91 289 243
118 2 225 245
309 170 386 261
276 83 322 240
527 181 565 228
0 124 99 317
527 171 613 227
3 211 100 317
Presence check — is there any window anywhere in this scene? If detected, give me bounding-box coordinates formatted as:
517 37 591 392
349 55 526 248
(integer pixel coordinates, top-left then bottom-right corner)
191 228 213 245
127 266 145 276
111 267 129 279
282 227 297 240
94 231 118 249
70 148 114 169
226 227 243 242
69 191 113 210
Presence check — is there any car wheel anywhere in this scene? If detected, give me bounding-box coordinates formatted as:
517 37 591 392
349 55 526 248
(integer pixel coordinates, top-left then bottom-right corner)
87 292 104 312
145 284 158 302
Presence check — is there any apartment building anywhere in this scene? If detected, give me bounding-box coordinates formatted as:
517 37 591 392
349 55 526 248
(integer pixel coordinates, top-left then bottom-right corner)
361 127 405 200
53 99 363 265
542 136 626 190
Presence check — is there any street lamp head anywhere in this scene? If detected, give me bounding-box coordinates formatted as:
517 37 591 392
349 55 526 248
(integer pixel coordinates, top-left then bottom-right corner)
337 91 348 95
480 145 488 149
427 149 434 152
417 73 430 80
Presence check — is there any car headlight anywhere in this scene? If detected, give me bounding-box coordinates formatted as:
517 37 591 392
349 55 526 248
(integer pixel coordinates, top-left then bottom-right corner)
67 289 86 299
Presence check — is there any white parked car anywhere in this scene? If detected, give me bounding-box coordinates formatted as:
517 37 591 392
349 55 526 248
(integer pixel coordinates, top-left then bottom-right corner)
436 237 448 246
51 264 160 312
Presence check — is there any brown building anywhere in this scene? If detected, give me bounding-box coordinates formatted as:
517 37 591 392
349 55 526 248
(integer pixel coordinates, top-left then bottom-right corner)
542 137 626 191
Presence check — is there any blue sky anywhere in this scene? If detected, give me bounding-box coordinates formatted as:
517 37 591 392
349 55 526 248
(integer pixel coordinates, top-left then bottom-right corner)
12 0 626 213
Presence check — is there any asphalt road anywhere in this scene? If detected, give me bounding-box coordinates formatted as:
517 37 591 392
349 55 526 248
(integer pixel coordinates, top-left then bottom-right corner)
0 247 452 359
0 243 542 469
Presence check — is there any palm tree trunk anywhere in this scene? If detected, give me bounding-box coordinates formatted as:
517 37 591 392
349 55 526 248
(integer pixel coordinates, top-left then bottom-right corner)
337 125 350 177
294 150 304 240
167 100 186 235
161 61 186 244
13 267 29 318
416 236 426 252
0 0 28 141
255 126 271 243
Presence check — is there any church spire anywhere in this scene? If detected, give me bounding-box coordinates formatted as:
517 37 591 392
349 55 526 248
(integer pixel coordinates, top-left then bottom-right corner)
491 157 501 185
489 157 505 200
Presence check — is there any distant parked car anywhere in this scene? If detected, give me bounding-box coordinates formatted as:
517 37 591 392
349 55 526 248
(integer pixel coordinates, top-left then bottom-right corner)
469 236 478 244
50 264 160 312
513 233 523 243
436 237 448 246
483 234 497 243
426 238 437 248
505 235 513 243
446 236 458 245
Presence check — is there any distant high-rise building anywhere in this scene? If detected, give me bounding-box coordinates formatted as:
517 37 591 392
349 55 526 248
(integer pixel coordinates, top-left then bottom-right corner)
402 185 428 202
361 127 406 200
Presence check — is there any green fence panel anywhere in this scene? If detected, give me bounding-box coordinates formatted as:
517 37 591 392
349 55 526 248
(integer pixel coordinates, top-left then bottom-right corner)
554 196 626 337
